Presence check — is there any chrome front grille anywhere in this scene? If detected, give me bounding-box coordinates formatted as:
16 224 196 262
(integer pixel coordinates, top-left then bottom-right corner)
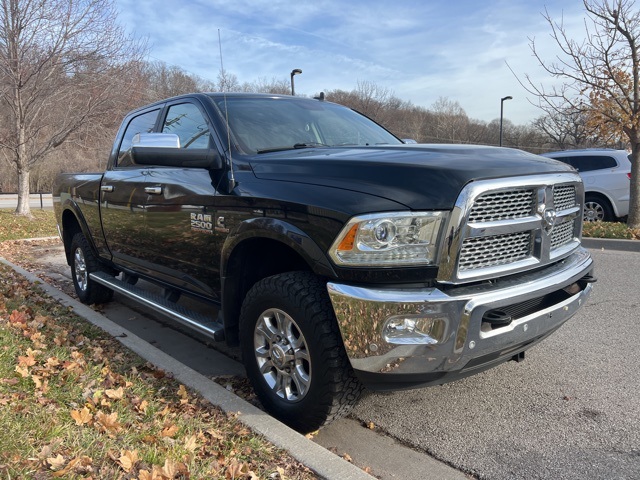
551 218 575 250
438 173 584 284
553 185 577 211
459 232 532 271
468 189 535 222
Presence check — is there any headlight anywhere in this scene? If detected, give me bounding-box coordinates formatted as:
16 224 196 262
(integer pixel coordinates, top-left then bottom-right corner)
329 212 447 267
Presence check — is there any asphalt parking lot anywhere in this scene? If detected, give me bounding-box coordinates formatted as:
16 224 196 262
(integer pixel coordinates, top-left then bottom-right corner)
4 242 639 479
341 247 640 479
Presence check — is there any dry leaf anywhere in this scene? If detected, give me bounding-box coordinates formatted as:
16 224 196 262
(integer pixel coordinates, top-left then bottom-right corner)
177 384 188 398
161 424 179 438
105 386 124 399
71 407 93 425
95 411 121 433
17 355 36 369
161 458 178 478
47 454 66 471
118 449 139 473
184 435 198 452
137 469 152 480
52 456 93 477
14 365 29 377
136 399 149 414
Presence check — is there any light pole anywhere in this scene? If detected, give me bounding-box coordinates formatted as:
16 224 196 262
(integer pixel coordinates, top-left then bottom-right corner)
290 69 302 96
499 96 512 147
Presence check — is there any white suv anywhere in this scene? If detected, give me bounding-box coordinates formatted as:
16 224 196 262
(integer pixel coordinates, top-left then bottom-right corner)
540 149 631 222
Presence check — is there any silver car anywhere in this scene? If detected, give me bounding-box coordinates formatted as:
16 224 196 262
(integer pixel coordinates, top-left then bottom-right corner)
540 149 631 221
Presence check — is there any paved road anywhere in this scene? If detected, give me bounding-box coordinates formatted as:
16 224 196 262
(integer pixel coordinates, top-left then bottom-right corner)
0 193 53 209
19 243 640 479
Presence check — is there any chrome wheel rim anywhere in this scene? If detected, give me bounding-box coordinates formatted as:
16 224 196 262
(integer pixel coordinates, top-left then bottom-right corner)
73 247 88 292
254 308 311 402
584 202 604 222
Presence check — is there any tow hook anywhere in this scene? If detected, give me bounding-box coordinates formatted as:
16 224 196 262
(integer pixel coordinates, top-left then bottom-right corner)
511 351 526 363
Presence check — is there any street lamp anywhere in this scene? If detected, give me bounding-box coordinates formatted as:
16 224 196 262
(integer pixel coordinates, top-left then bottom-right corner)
499 95 512 147
290 68 302 96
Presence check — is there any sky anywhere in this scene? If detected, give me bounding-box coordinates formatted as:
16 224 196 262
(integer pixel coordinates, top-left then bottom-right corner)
114 0 588 125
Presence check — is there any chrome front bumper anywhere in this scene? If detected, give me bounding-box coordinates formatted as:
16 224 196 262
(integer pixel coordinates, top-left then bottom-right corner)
327 248 594 390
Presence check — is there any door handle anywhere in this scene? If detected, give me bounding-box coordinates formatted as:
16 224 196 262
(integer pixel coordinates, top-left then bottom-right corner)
144 186 162 195
101 185 114 193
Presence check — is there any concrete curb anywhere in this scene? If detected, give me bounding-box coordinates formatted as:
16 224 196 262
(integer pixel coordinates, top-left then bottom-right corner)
582 237 640 252
0 257 373 480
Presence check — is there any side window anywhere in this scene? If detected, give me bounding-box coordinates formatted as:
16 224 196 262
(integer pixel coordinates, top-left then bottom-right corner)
162 103 211 149
570 155 617 172
117 109 160 167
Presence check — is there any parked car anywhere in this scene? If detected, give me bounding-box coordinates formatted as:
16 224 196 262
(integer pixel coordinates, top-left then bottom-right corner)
540 149 631 222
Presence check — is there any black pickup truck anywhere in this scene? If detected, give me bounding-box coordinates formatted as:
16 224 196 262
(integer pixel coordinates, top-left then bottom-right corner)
53 93 594 432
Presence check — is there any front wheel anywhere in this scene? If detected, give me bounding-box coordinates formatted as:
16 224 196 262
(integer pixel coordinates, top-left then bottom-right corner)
239 272 363 433
70 232 114 304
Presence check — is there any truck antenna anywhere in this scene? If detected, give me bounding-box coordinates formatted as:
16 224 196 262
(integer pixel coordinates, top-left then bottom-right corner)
218 29 236 191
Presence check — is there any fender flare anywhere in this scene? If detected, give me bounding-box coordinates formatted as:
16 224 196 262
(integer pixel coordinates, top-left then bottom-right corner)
220 217 337 278
58 198 104 265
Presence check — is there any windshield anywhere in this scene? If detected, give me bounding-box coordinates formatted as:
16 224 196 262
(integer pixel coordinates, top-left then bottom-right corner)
211 96 402 154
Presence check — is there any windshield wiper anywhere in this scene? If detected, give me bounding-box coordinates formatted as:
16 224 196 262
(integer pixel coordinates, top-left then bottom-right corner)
257 142 328 154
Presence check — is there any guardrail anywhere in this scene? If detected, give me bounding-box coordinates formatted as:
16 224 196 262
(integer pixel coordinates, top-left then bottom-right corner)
0 193 53 209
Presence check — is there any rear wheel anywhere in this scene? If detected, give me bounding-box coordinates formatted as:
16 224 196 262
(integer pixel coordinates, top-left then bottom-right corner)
239 271 363 433
70 232 114 304
584 194 614 222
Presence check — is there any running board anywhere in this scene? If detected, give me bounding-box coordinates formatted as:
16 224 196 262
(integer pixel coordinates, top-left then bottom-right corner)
90 271 224 341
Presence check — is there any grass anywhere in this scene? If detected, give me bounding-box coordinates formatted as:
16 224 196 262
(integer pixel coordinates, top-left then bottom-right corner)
0 208 317 478
0 209 59 240
582 220 640 240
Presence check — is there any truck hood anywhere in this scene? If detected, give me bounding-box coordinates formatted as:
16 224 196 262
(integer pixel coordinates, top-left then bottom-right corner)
249 144 574 210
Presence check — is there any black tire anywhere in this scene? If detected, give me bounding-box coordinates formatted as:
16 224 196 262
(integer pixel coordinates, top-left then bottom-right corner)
70 232 114 304
239 271 363 433
584 194 614 222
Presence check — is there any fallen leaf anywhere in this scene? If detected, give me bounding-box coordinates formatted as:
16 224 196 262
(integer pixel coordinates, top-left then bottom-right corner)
105 386 124 400
47 454 66 471
137 469 153 480
95 411 121 433
161 424 179 438
137 469 151 480
71 407 93 425
118 449 139 473
136 399 149 414
184 435 198 452
17 354 36 367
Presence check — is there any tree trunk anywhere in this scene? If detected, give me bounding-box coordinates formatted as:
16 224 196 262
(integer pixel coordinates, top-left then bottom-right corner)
14 145 32 217
627 141 640 229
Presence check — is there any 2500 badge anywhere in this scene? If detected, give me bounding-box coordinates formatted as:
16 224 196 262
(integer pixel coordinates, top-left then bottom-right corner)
190 213 213 234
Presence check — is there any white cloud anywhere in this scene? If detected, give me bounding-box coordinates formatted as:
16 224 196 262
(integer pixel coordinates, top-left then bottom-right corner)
114 0 589 124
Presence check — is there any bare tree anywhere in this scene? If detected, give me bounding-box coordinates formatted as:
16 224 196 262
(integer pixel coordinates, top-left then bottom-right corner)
216 67 240 92
0 0 146 216
430 97 471 143
532 108 599 150
523 0 640 227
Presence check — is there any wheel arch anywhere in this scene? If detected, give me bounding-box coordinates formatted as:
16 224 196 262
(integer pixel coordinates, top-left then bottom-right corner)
220 218 337 345
584 190 617 218
60 206 98 265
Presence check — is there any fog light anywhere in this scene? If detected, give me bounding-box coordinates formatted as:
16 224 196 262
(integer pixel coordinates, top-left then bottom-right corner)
383 315 447 344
